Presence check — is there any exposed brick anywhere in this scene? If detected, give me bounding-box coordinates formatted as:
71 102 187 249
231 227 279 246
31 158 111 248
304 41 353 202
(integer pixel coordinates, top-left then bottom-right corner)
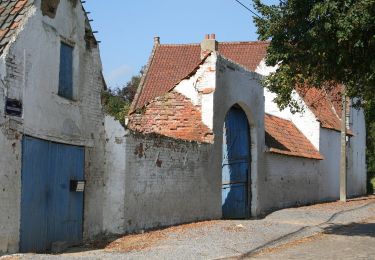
128 91 213 143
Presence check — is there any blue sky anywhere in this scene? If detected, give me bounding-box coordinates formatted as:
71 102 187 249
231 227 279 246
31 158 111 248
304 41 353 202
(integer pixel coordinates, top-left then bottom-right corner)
84 1 276 89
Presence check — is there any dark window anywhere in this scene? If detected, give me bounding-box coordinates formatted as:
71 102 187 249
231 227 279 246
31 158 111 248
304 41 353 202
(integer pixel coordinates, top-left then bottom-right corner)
58 42 73 99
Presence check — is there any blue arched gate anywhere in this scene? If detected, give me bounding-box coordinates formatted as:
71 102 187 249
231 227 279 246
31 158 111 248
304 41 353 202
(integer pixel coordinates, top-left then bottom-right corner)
222 107 250 219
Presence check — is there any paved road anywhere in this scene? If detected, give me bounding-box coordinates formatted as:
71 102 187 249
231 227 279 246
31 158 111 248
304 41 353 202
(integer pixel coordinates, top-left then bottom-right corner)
250 217 375 260
2 196 375 260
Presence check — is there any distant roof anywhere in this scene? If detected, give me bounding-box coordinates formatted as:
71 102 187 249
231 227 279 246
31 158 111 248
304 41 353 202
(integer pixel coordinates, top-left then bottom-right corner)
130 41 268 113
298 85 343 132
265 113 323 160
0 0 34 56
130 39 344 132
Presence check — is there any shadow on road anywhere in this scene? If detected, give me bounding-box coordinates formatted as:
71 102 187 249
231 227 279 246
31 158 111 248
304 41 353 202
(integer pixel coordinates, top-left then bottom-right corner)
323 222 375 237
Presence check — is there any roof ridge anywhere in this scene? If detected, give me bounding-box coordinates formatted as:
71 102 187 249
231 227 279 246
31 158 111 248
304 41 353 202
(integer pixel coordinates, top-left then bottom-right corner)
265 113 292 121
129 42 160 114
159 43 200 47
158 41 268 47
219 40 268 45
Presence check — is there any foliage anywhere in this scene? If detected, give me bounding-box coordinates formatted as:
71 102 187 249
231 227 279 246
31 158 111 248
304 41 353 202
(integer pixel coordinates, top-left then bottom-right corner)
102 69 143 126
252 0 375 111
252 0 375 192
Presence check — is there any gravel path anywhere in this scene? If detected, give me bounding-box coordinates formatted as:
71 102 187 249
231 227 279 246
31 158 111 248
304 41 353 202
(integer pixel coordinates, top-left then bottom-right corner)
3 195 375 260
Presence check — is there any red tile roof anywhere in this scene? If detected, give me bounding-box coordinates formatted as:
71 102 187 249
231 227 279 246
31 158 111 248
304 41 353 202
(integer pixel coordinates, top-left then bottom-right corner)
297 85 343 132
265 113 323 160
130 38 346 134
0 0 34 56
130 41 268 113
128 91 214 143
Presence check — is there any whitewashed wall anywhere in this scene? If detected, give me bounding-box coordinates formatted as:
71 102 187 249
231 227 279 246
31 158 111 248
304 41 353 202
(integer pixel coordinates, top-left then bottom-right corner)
261 153 321 212
103 116 217 234
0 0 106 253
214 55 265 217
256 60 320 150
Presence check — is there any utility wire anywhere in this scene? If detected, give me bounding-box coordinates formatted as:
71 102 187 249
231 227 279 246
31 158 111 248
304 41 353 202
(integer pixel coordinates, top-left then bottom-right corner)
234 0 262 18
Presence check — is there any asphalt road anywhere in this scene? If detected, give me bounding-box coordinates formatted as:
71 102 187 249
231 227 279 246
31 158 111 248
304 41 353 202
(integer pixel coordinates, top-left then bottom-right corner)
251 217 375 260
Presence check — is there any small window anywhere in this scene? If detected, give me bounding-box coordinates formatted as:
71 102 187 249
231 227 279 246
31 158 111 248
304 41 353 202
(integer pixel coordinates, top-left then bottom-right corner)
58 42 73 99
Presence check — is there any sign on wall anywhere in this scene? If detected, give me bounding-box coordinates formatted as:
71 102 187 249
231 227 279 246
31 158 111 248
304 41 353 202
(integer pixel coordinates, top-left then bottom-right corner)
5 98 22 117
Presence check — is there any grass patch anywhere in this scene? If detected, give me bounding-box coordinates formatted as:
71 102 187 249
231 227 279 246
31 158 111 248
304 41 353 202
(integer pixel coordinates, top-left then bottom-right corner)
371 177 375 192
367 172 375 194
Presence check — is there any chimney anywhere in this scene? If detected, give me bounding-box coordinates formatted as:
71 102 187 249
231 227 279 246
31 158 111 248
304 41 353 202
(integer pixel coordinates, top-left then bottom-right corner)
154 36 160 45
200 33 218 59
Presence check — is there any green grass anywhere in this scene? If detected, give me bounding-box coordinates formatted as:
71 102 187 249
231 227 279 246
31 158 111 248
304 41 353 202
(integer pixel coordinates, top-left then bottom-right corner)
371 177 375 192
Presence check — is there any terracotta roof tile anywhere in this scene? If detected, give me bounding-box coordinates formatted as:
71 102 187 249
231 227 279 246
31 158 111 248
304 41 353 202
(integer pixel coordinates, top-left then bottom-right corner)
128 91 214 143
265 113 323 160
131 38 347 134
218 41 268 71
297 85 343 132
0 0 33 56
131 41 268 112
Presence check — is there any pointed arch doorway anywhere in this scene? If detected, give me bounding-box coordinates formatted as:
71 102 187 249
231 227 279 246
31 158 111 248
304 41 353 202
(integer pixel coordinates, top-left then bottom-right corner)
222 105 251 219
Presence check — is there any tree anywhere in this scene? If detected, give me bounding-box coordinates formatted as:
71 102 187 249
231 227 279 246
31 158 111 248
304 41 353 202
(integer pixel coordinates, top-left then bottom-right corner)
252 0 375 195
252 0 375 110
102 68 144 126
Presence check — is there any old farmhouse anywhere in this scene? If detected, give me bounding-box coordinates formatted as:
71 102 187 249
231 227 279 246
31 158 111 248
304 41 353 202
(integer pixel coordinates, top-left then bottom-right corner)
0 0 106 253
103 34 366 235
0 0 367 254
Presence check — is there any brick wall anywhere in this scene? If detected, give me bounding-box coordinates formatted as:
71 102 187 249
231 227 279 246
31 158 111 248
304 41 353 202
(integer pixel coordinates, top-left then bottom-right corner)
128 91 213 143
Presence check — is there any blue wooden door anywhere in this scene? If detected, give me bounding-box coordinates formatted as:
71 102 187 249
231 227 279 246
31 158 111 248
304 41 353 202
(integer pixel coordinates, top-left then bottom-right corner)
20 136 84 252
222 107 250 219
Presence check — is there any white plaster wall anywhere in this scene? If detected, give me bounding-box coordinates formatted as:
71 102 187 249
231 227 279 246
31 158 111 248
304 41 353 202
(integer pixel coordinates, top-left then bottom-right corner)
174 54 217 130
122 133 216 233
262 153 321 212
347 107 367 196
103 116 127 234
0 0 106 252
263 89 321 150
256 59 321 151
214 55 265 217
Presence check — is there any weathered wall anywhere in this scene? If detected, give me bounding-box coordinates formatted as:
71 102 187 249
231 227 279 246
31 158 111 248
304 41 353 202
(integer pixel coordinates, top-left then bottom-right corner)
214 55 265 217
0 126 22 253
261 153 321 212
0 0 105 252
257 60 321 150
103 116 127 234
104 116 217 234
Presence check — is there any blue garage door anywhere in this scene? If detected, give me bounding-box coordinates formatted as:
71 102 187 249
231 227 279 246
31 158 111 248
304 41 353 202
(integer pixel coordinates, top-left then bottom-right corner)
20 136 84 253
222 107 250 219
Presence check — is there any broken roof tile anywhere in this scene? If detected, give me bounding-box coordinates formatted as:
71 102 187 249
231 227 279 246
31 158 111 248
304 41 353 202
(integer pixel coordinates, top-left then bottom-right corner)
131 39 347 133
0 0 34 56
128 91 214 144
